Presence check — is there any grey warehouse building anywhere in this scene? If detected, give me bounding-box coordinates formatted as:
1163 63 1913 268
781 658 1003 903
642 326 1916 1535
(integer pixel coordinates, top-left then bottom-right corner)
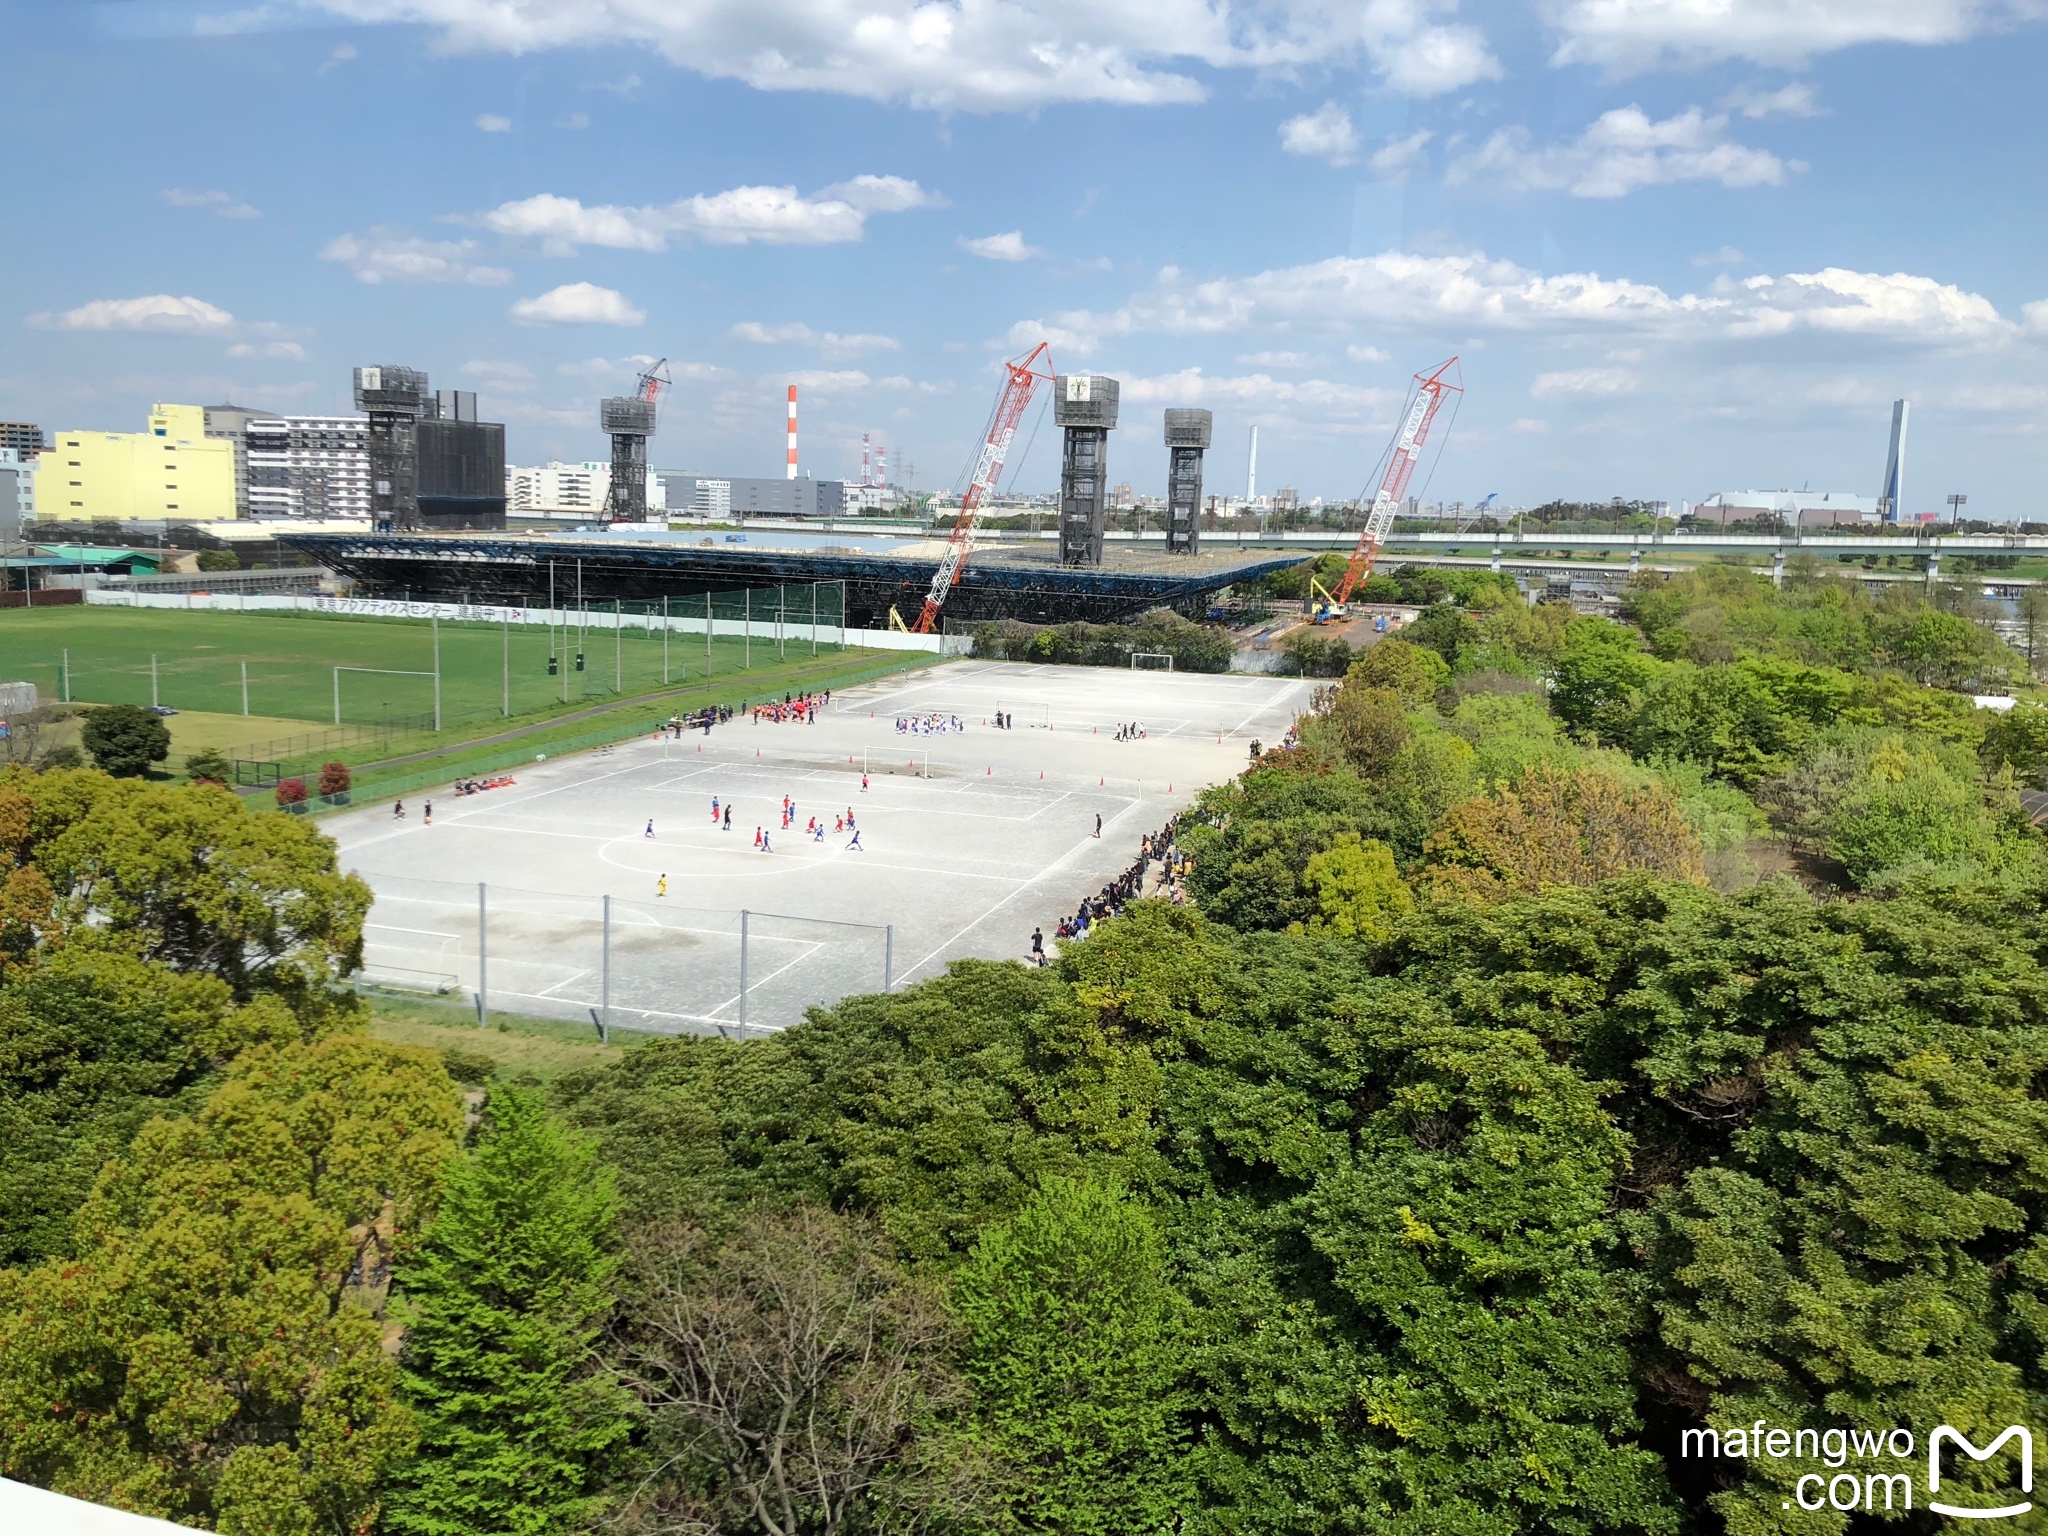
658 474 844 519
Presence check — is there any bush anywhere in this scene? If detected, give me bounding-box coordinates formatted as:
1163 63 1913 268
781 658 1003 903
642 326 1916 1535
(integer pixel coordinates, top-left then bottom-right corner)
79 703 171 778
184 747 232 785
194 548 240 573
1278 629 1351 677
971 609 1233 673
318 761 352 796
275 777 308 807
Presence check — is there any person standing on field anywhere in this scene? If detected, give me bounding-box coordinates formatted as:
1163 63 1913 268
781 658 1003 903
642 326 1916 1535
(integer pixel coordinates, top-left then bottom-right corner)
657 874 667 898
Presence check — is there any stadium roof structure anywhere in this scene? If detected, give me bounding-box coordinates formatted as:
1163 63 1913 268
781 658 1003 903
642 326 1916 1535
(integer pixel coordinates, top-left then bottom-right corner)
281 531 1299 629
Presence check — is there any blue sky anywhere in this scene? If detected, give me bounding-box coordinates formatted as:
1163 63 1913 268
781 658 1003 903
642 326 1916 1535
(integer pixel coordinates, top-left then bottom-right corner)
5 0 2047 514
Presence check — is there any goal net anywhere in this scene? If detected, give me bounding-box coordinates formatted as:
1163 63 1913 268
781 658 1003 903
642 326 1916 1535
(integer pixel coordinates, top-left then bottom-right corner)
1131 653 1174 672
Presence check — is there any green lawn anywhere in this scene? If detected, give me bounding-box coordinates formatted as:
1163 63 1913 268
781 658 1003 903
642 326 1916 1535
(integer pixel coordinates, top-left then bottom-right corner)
361 991 660 1080
0 603 923 779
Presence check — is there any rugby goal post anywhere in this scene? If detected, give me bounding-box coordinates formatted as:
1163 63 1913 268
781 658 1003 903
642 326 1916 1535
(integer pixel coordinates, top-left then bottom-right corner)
1131 652 1175 672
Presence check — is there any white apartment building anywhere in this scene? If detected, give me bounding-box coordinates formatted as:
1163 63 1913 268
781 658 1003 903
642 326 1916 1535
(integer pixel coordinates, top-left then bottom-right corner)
245 415 372 520
0 449 35 537
508 462 666 517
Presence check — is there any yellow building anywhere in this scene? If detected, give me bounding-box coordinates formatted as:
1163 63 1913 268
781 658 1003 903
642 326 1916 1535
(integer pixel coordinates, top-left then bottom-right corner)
40 404 237 522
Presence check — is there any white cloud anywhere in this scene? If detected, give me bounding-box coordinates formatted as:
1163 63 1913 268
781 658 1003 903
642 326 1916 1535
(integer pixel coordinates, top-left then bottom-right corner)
289 0 1500 110
556 111 590 129
30 294 236 333
1724 80 1825 118
1120 368 1399 424
1348 343 1392 362
1547 0 2019 71
1447 106 1794 197
510 283 646 326
1509 416 1550 434
822 174 945 212
1280 103 1360 166
1532 366 1637 397
1369 128 1434 179
163 188 261 219
317 42 356 73
729 321 901 359
783 369 878 393
227 341 307 359
479 177 936 254
320 231 513 285
961 230 1044 261
1693 245 1747 266
1239 350 1313 366
462 359 537 390
476 112 513 131
1376 20 1502 94
1010 248 2020 350
558 355 721 383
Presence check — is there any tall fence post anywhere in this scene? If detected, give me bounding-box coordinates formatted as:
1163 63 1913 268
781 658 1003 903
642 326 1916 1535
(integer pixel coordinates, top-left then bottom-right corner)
615 598 622 693
332 666 341 725
744 588 751 669
61 649 69 704
601 893 612 1045
884 924 894 992
738 909 750 1042
811 582 818 656
501 616 509 716
705 590 713 675
663 595 670 684
477 882 488 1027
151 654 159 709
432 617 442 731
241 660 249 716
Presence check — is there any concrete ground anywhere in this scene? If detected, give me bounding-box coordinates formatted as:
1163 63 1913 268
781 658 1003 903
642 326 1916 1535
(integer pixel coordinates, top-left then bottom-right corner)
328 660 1310 1036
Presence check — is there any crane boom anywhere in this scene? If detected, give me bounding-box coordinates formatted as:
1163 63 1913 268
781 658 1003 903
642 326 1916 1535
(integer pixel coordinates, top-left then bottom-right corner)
638 358 668 404
1334 356 1462 604
914 342 1055 633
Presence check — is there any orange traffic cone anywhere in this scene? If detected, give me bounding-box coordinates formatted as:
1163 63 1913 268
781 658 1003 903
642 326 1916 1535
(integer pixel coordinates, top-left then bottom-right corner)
1099 775 1105 786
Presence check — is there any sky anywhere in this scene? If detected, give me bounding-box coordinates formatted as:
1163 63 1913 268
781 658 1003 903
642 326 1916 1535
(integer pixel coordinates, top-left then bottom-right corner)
4 0 2048 515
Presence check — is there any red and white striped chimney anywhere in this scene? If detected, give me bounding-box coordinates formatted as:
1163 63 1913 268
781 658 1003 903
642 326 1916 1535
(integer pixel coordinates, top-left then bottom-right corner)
785 385 798 480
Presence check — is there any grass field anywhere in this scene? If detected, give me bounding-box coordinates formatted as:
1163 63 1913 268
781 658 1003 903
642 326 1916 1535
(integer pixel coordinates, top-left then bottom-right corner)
362 991 653 1079
0 603 928 780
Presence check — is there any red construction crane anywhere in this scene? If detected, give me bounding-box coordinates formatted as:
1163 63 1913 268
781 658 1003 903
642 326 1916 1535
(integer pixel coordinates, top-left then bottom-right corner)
914 342 1056 633
1334 356 1462 605
637 357 669 405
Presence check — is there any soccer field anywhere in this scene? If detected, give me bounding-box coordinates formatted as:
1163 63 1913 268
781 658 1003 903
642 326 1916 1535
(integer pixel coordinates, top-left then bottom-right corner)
329 661 1311 1038
0 600 863 740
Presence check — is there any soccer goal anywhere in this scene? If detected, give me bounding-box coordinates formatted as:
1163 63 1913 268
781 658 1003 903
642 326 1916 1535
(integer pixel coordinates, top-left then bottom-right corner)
1131 653 1175 672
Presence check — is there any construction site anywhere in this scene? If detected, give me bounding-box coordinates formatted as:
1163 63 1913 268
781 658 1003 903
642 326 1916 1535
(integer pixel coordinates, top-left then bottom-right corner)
268 346 1467 640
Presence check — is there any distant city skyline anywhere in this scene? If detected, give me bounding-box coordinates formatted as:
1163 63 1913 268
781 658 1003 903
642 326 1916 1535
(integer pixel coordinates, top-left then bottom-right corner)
6 2 2048 515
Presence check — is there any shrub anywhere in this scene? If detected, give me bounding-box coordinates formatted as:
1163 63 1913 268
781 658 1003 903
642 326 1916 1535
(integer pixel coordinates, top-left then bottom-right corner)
194 548 240 573
275 777 308 807
184 747 232 786
79 703 171 778
318 761 352 796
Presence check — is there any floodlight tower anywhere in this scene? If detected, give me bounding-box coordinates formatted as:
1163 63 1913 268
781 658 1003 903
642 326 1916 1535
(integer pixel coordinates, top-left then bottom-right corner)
1163 408 1212 554
600 358 669 523
353 365 430 529
1054 374 1120 566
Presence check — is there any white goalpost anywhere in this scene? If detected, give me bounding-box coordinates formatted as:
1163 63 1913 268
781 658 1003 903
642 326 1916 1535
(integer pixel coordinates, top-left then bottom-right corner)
1131 653 1174 672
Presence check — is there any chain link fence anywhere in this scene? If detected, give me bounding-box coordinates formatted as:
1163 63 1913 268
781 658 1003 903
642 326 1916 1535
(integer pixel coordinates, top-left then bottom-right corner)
350 873 894 1039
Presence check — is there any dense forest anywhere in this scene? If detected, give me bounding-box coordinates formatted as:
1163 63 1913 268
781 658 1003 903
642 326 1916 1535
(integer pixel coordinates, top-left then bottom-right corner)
5 560 2048 1535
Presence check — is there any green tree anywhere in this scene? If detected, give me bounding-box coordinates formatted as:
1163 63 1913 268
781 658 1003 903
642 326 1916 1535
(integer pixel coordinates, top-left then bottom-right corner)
11 768 371 1009
1343 639 1448 706
184 746 232 785
1297 832 1412 939
79 703 170 778
953 1177 1189 1536
1981 702 2048 784
195 548 240 572
390 1086 631 1536
0 1035 462 1532
0 949 299 1266
1324 684 1409 777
